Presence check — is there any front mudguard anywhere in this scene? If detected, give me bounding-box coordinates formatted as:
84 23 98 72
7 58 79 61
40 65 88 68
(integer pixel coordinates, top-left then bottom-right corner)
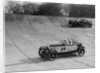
76 44 85 56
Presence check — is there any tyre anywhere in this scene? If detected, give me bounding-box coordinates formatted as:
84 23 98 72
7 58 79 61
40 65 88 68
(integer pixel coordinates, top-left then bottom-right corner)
48 51 57 61
77 49 85 57
38 48 45 58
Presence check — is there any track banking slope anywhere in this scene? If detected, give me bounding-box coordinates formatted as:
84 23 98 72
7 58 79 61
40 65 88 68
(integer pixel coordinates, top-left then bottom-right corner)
5 14 95 72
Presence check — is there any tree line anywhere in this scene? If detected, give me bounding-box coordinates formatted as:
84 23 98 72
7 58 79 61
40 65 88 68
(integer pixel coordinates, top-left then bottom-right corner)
5 1 95 18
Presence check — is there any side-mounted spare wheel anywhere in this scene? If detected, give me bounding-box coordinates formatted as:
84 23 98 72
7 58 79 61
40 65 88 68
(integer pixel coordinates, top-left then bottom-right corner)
38 47 45 58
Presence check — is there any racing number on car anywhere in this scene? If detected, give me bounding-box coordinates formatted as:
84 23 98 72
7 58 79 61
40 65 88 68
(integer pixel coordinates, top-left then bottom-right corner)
61 47 66 52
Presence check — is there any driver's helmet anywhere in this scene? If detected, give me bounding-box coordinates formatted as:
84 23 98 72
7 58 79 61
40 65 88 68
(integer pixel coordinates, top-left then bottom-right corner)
63 40 67 43
64 39 72 45
62 39 73 45
69 39 73 45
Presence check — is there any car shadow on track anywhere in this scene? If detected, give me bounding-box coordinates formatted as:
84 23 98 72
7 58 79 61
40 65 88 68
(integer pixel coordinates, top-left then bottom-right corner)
20 57 48 64
20 54 77 64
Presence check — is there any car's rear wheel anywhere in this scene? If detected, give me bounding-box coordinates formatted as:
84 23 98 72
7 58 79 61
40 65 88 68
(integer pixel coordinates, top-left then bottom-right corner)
48 51 57 61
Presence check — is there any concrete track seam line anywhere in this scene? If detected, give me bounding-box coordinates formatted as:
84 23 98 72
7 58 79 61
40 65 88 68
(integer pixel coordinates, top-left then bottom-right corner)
72 58 94 68
6 31 34 62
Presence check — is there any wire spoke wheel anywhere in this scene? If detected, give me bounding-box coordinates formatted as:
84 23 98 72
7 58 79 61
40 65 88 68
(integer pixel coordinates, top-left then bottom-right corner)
78 49 85 57
39 49 45 58
49 52 57 61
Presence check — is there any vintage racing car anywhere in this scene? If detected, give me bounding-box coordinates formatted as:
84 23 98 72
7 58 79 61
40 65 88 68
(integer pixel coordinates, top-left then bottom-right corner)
38 39 85 60
68 19 92 28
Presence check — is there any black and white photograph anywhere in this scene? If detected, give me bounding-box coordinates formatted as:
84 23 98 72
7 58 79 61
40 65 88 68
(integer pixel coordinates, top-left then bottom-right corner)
4 0 95 72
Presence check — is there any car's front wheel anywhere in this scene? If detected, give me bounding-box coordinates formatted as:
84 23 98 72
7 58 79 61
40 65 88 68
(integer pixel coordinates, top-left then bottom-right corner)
77 48 85 57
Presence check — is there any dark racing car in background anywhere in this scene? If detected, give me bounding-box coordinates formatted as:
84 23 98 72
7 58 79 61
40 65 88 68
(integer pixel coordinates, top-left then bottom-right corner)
38 39 85 60
68 19 92 28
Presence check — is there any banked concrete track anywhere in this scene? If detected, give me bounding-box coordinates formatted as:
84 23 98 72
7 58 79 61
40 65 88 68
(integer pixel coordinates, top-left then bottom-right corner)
5 14 95 72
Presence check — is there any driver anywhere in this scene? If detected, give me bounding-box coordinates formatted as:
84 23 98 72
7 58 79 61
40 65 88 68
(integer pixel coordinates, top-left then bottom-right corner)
69 40 73 45
63 39 73 45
